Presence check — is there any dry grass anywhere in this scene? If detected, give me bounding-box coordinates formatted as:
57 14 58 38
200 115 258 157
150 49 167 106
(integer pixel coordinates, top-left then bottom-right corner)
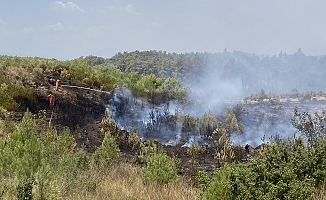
312 185 326 200
62 162 197 200
0 162 197 200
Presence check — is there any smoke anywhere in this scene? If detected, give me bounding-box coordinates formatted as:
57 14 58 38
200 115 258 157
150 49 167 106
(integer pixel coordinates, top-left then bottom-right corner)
184 78 244 117
108 87 183 145
230 118 297 147
107 52 326 147
108 84 326 148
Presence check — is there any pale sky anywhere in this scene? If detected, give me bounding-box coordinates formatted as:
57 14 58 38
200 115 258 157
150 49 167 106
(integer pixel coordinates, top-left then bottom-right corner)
1 0 326 60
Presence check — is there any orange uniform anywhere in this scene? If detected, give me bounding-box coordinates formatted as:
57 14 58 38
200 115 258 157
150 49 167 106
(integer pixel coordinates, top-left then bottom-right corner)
55 79 61 91
47 93 55 109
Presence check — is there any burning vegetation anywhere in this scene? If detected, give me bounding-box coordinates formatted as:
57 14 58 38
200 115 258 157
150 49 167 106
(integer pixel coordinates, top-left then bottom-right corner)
1 51 326 199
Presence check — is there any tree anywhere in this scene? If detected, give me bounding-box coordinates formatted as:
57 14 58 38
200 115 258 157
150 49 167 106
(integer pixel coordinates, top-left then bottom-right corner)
206 138 315 200
3 110 43 178
92 131 120 170
187 143 199 173
201 111 217 138
159 77 185 100
212 122 235 165
141 152 179 185
291 108 326 147
225 109 243 134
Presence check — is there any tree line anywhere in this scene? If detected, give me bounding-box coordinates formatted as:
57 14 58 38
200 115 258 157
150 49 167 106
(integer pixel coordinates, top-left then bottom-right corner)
84 49 326 94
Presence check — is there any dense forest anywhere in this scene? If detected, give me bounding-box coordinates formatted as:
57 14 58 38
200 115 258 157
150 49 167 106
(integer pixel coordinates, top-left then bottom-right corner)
1 51 326 199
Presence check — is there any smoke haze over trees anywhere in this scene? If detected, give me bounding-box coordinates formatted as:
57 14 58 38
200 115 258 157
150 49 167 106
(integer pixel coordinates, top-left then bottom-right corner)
80 49 326 147
89 48 326 95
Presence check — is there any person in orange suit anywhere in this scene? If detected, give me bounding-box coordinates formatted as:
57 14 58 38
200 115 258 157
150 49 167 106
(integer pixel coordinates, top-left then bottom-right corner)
47 92 55 109
55 79 61 91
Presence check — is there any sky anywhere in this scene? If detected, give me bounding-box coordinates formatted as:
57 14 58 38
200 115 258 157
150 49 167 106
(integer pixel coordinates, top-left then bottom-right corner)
1 0 326 60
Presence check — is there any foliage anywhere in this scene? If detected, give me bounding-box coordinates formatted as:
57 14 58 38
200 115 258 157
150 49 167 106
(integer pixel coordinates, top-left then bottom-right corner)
57 151 90 195
194 170 210 196
92 131 120 170
201 111 218 137
187 143 199 171
16 177 34 200
205 165 233 200
40 126 76 168
311 135 326 187
292 107 326 147
141 152 179 185
83 55 105 66
34 162 56 200
0 54 189 108
106 50 203 81
0 83 35 111
4 52 326 198
212 122 235 165
97 49 326 95
205 138 317 200
2 110 43 178
1 118 16 136
205 109 326 199
130 73 186 103
224 109 243 134
127 129 142 152
138 139 163 164
182 114 198 134
0 110 94 199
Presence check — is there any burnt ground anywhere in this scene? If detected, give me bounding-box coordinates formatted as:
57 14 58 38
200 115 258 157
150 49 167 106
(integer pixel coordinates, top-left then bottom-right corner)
4 70 252 177
4 68 111 152
4 68 300 177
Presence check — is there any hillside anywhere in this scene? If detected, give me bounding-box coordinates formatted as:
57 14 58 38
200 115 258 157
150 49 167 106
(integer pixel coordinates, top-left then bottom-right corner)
2 54 326 199
1 61 223 175
1 66 108 152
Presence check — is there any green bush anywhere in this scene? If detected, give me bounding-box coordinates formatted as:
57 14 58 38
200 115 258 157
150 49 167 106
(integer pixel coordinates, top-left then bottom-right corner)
40 127 77 168
92 131 120 170
205 165 233 200
16 177 34 200
0 84 35 111
141 152 179 185
205 139 316 200
194 170 210 197
34 162 57 200
1 118 16 135
2 111 44 178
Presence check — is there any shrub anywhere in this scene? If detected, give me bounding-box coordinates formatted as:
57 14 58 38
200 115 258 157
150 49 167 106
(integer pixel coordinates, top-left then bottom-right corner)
137 139 162 165
1 118 16 136
205 138 317 200
3 110 44 178
0 84 35 111
194 170 210 197
205 165 233 200
34 162 57 200
92 131 120 170
16 177 34 200
141 152 179 185
128 129 142 152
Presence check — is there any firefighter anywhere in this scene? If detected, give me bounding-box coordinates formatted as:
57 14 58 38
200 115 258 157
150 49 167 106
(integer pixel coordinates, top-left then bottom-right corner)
47 92 55 109
55 79 61 91
245 144 250 155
